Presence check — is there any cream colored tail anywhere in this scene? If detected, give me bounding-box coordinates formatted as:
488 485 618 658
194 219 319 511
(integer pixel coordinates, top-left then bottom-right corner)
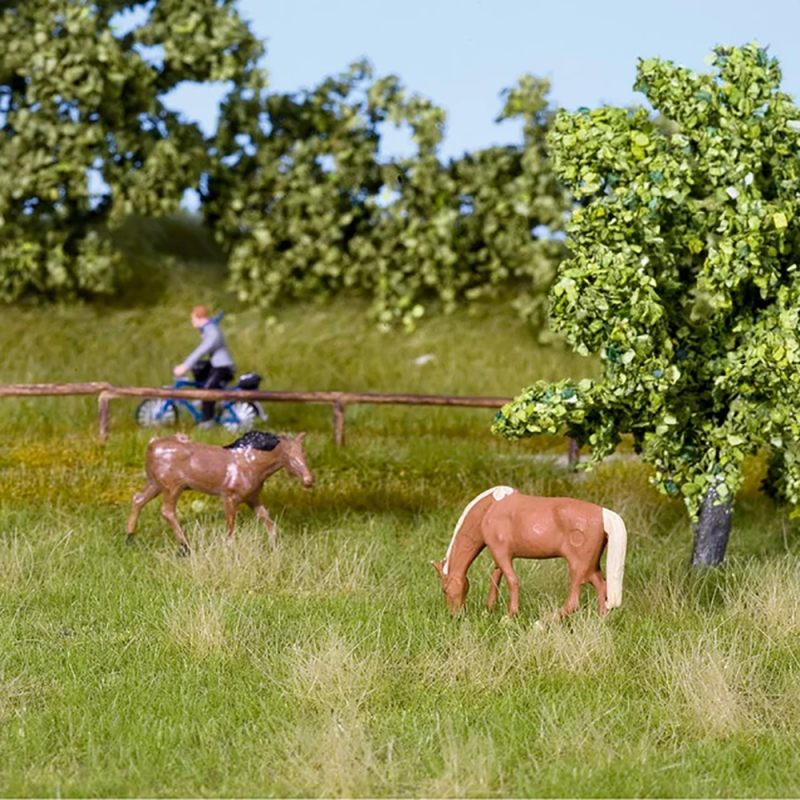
602 508 627 609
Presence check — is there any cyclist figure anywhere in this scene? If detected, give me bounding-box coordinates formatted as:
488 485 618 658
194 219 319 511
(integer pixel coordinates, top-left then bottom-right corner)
173 305 236 430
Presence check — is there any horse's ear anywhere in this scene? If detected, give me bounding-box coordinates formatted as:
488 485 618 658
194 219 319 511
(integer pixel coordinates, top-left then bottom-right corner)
431 560 445 578
296 431 306 442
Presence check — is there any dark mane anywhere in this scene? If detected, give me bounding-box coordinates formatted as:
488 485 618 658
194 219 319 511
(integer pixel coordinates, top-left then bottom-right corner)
224 431 281 452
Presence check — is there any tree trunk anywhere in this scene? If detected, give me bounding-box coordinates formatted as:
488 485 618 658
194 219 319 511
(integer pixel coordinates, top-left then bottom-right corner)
690 485 733 567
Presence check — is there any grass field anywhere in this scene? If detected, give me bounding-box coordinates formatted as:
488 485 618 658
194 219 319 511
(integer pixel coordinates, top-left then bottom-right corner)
1 218 800 797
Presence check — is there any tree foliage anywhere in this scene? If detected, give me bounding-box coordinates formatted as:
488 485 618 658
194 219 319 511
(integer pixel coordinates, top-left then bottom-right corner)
1 1 566 325
356 74 568 328
0 0 262 301
205 66 567 328
203 60 393 312
493 43 800 561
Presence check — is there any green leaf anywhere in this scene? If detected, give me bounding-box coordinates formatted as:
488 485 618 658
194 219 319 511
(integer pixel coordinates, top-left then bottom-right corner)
773 212 788 229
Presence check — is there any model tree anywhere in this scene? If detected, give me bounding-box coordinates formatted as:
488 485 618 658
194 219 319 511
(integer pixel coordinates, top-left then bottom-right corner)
493 43 800 565
207 68 567 330
0 0 263 300
203 60 395 315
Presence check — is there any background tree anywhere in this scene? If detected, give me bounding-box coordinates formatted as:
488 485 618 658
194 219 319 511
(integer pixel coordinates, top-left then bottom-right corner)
493 43 800 566
2 0 567 326
0 0 263 301
352 74 568 329
202 60 397 312
206 67 567 329
448 75 568 329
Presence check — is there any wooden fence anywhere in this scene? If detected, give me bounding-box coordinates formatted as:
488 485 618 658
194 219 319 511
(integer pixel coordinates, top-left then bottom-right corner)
0 382 580 464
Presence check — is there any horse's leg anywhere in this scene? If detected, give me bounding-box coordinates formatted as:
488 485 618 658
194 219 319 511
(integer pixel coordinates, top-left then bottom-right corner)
223 494 240 544
486 567 503 612
126 480 162 543
160 489 191 556
491 553 520 617
589 568 608 614
558 557 583 618
246 494 277 546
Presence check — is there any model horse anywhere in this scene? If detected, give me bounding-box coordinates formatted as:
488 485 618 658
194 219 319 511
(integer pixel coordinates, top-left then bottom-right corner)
126 430 314 554
432 486 627 618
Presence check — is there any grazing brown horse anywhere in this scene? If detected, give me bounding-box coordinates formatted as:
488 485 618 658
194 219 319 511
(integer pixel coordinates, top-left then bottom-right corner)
126 430 314 554
432 486 627 618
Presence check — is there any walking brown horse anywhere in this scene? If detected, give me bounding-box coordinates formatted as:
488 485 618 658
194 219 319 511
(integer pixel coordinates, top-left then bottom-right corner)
126 430 314 554
432 486 627 618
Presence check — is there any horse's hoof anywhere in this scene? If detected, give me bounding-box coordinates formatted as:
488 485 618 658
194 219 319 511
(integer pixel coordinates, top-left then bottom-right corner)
177 544 191 558
125 534 136 547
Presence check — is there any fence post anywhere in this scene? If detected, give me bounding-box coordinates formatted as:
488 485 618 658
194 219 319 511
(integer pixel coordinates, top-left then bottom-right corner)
567 438 580 471
333 401 346 447
98 391 111 443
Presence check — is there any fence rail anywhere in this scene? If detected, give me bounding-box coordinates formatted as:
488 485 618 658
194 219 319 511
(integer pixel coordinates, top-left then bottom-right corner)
0 382 579 464
0 382 112 397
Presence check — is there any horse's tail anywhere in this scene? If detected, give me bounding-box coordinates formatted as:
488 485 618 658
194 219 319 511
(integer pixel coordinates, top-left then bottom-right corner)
602 507 627 609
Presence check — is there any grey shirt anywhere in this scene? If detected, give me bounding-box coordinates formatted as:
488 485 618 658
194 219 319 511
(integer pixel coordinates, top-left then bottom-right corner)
183 321 235 371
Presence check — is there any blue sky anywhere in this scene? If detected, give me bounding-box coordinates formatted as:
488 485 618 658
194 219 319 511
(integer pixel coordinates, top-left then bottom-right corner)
163 0 800 162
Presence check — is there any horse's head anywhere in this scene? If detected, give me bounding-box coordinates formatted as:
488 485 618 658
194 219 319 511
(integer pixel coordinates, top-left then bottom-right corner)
431 559 469 616
280 432 314 488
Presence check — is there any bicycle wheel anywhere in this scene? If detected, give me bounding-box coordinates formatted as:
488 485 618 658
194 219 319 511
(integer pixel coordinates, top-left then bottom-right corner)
221 401 259 433
136 399 178 427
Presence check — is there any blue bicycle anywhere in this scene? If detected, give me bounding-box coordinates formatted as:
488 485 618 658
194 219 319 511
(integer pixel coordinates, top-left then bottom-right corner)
135 364 268 433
